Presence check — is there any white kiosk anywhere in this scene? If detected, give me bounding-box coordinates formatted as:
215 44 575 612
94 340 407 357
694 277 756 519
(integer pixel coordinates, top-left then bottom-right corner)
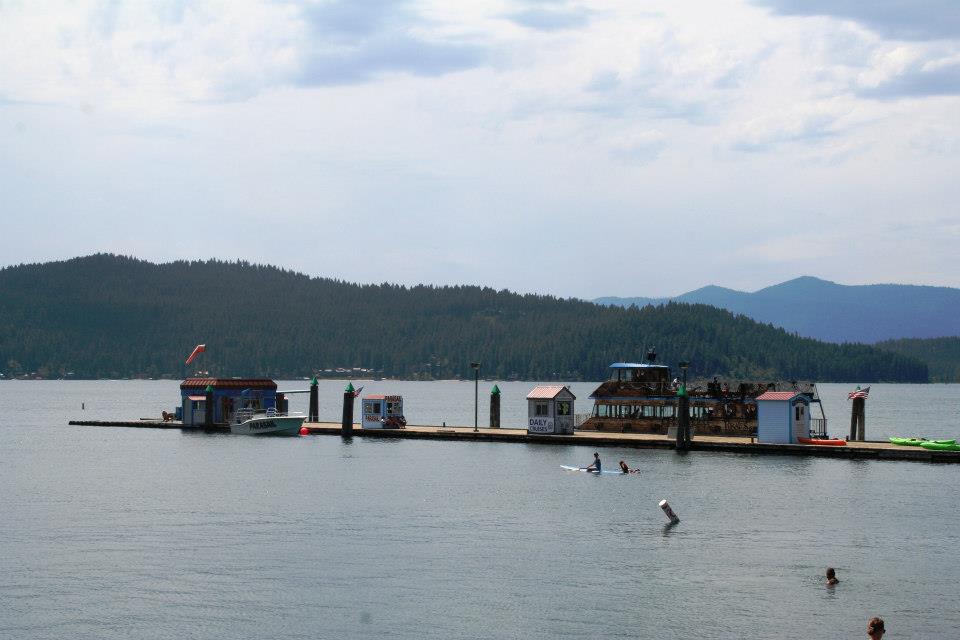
756 390 810 443
361 394 407 429
526 385 576 435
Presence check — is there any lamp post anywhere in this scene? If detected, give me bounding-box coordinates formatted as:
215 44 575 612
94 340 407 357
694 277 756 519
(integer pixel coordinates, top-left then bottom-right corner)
677 360 690 450
471 362 481 432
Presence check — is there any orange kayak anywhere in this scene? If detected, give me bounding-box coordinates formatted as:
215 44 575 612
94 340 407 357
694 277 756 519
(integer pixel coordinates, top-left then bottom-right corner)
797 437 847 446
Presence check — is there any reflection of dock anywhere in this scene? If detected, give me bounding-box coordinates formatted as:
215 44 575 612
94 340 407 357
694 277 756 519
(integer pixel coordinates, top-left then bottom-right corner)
69 419 960 462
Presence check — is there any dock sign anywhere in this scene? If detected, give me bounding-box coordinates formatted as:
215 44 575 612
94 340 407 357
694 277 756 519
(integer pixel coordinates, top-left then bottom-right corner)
528 417 554 433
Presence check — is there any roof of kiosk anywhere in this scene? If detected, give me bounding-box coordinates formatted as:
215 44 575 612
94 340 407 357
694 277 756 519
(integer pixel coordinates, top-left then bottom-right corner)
526 385 575 400
756 390 803 401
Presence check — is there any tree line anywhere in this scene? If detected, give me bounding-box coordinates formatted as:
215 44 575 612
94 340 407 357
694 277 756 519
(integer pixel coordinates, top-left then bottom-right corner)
0 254 929 382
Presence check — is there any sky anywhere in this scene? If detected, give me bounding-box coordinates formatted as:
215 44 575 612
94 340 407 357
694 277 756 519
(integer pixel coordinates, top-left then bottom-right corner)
1 0 958 298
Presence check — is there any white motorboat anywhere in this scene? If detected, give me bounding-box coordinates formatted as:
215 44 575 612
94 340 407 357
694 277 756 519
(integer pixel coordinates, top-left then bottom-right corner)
229 407 305 436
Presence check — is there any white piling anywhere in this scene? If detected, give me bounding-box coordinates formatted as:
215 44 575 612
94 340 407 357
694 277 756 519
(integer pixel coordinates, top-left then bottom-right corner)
659 499 680 524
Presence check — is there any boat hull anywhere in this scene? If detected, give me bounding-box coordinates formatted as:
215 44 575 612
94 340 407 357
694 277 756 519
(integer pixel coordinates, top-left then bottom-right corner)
230 415 305 436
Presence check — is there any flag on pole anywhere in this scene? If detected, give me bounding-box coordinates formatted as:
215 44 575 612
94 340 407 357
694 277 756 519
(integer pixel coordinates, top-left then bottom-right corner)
352 386 364 398
848 386 870 400
185 344 206 365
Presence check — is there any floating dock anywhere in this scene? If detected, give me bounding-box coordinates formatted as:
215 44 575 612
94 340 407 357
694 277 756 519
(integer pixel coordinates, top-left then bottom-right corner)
67 419 960 463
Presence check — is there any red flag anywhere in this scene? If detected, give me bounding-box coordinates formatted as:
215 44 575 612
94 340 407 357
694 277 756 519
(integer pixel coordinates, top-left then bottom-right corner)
185 344 206 365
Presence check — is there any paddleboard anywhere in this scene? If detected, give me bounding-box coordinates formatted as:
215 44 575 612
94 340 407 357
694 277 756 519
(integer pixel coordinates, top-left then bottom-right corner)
560 465 623 475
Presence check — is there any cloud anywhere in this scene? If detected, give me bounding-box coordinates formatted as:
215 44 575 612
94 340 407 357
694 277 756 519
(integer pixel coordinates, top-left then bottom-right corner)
731 109 843 152
505 4 592 32
296 0 488 86
753 0 960 41
856 54 960 98
609 129 666 164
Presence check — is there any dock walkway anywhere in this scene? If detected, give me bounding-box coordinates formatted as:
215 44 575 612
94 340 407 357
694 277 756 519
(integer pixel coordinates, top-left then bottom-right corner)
67 419 960 463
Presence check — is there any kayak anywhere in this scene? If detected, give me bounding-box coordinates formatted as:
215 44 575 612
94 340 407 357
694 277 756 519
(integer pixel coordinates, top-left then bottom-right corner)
796 437 847 446
919 441 960 451
560 465 623 475
889 437 956 446
889 437 925 446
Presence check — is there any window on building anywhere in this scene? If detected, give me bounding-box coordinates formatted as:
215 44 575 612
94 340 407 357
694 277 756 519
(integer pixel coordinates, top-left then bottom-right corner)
556 401 570 416
535 401 549 416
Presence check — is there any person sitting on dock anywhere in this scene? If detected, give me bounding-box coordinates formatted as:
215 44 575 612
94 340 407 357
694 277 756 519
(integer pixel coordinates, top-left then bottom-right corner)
826 567 839 586
585 452 601 473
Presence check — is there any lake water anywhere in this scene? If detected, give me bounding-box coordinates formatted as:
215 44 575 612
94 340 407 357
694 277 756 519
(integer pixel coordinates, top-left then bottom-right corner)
1 380 959 639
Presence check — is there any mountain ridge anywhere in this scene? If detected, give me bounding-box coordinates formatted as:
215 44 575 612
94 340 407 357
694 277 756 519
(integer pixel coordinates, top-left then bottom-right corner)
595 276 960 344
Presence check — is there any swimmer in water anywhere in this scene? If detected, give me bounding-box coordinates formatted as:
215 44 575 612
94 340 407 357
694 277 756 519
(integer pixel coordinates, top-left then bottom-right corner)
826 567 839 587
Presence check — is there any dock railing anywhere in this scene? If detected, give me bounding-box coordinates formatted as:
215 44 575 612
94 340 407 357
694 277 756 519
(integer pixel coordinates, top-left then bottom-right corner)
810 418 828 438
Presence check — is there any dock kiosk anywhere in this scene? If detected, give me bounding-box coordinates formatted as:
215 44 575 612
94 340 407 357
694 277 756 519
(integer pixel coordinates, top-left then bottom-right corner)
756 390 810 444
180 378 278 427
361 394 407 429
526 385 576 434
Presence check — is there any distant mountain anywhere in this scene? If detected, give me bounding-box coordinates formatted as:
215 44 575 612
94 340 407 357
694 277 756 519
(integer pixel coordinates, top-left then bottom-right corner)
596 276 960 344
0 255 928 382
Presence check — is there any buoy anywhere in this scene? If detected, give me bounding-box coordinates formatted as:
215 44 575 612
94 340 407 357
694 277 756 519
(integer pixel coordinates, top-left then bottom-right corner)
299 426 309 436
659 499 680 524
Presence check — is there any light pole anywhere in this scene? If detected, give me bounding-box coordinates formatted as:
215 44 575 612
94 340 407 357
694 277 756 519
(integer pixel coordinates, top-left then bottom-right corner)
471 362 481 432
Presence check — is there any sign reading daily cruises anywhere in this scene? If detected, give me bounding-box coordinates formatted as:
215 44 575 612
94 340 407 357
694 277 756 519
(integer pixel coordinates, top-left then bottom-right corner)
528 418 553 433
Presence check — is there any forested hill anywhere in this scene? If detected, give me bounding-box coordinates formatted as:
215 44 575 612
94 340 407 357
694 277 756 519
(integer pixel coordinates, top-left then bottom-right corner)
875 337 960 383
0 255 928 382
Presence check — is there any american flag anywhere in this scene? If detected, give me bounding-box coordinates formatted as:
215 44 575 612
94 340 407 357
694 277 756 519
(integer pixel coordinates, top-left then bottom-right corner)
848 386 870 400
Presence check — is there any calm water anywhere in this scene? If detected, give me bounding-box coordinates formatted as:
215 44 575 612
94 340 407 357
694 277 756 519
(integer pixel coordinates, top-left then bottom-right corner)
1 380 959 639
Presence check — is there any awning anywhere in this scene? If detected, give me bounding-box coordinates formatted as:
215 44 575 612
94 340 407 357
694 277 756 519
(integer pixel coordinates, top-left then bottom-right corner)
187 395 206 401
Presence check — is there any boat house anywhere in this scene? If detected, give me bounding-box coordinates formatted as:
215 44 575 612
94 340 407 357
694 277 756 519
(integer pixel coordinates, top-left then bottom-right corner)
180 378 279 426
756 390 811 444
526 385 576 435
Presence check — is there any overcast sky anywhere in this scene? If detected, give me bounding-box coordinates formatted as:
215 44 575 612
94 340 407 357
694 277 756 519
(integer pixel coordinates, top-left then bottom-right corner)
2 0 958 298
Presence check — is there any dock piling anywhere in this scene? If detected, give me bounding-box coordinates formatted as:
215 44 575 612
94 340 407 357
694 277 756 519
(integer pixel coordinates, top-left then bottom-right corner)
204 384 213 427
490 384 501 428
342 383 355 436
850 397 866 441
309 376 319 423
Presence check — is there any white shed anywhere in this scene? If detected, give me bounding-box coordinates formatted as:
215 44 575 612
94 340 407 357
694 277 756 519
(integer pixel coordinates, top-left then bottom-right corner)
756 391 811 444
526 385 576 435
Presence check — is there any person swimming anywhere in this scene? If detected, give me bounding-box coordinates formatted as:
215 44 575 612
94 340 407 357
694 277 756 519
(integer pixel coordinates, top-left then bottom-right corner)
585 452 601 473
826 567 839 586
866 616 884 639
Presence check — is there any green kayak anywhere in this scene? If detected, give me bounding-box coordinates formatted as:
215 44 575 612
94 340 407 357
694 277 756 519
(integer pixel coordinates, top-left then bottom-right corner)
889 437 956 446
919 441 960 451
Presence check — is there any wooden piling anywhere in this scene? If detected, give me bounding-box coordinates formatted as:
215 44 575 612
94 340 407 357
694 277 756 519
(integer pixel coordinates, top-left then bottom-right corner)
850 397 866 441
342 382 355 436
489 384 501 428
676 392 690 450
204 384 214 427
309 376 319 423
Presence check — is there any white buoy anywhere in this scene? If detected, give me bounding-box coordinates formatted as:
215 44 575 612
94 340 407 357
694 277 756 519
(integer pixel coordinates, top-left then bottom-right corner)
659 499 680 524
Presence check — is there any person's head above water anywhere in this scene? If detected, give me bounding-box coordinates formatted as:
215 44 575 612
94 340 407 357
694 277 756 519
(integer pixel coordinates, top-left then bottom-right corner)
826 567 836 579
867 617 884 638
619 460 628 472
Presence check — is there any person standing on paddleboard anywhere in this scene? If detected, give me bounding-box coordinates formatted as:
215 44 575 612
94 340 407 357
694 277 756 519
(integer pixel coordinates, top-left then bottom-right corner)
585 452 601 473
